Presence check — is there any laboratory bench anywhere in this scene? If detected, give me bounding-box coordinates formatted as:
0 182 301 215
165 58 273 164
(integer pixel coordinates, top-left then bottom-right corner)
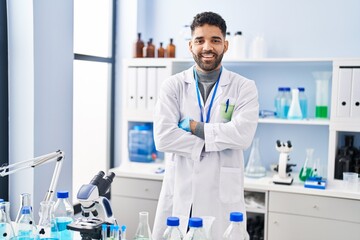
110 162 360 240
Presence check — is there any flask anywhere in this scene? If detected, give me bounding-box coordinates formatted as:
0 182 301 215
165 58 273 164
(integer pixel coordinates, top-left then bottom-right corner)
53 191 74 239
281 87 291 118
313 71 331 119
274 87 284 118
287 88 303 120
134 211 152 240
163 217 183 240
166 38 176 58
184 217 207 240
128 125 156 163
245 138 266 178
15 193 33 223
157 42 165 58
17 206 37 239
0 201 15 240
134 32 145 58
299 148 314 181
37 201 59 240
223 212 247 240
298 87 308 119
232 31 246 59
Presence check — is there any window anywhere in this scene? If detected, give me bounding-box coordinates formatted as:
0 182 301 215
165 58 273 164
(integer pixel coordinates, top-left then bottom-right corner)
73 0 117 202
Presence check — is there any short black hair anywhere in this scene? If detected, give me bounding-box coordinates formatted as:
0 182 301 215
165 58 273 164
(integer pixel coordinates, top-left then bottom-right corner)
190 11 227 37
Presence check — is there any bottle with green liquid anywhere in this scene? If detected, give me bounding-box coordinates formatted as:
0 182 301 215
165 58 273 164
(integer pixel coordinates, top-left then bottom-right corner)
299 148 314 181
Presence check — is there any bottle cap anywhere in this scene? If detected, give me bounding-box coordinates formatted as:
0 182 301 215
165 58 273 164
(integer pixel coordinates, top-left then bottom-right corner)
57 191 69 199
134 125 150 131
284 87 291 91
167 217 180 226
0 199 4 203
278 87 284 91
189 217 203 228
21 206 31 214
298 87 305 92
230 212 243 222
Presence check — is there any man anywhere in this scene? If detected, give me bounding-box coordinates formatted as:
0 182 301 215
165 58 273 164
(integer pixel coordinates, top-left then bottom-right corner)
152 11 259 239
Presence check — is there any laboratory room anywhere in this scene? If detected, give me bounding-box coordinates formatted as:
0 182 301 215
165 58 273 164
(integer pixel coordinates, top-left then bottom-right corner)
1 0 360 240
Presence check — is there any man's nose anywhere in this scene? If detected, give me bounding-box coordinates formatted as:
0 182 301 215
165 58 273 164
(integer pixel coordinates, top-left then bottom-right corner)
203 41 214 51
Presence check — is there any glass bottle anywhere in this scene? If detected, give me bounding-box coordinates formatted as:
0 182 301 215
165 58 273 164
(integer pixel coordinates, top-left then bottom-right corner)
298 87 308 119
0 201 15 240
166 38 176 58
134 32 145 58
163 217 183 240
223 212 247 240
134 211 152 240
274 87 284 118
299 148 314 181
287 88 303 120
245 138 266 178
157 42 165 58
15 193 33 223
313 71 331 119
37 201 59 240
281 87 291 118
53 191 74 239
184 217 207 240
17 206 37 239
144 38 155 58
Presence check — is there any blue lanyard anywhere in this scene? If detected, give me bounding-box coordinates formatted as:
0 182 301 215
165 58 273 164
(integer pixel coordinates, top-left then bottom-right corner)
193 67 222 123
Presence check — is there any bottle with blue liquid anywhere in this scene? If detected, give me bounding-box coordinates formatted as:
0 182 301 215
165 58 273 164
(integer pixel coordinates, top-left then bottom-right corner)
129 124 156 163
281 87 292 118
274 87 284 118
298 87 308 119
53 191 74 240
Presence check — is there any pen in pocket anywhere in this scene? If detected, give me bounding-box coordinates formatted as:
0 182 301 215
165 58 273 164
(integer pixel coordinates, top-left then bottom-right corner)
225 99 229 113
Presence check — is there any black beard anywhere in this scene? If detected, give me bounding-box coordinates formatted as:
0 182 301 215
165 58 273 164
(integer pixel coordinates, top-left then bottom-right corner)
191 50 224 72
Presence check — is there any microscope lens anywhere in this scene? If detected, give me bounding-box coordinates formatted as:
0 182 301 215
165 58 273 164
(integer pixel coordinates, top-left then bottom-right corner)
90 171 105 186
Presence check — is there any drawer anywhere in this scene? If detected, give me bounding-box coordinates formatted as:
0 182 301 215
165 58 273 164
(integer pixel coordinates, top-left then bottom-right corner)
269 191 360 223
111 176 162 200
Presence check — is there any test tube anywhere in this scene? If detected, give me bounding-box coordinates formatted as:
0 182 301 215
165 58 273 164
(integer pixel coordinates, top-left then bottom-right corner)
121 225 127 240
114 225 120 240
101 224 107 240
110 225 115 239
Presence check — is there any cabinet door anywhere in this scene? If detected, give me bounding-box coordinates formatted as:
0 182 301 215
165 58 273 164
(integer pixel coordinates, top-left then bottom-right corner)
336 68 352 117
111 196 158 240
268 212 360 240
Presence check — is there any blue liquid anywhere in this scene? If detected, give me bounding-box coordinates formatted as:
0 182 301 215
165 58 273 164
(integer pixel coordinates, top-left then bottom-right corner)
55 217 73 239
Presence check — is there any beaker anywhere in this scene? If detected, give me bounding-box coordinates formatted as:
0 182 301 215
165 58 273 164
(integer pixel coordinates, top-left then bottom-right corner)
299 148 314 182
0 201 15 240
245 138 266 178
313 71 332 119
37 201 59 240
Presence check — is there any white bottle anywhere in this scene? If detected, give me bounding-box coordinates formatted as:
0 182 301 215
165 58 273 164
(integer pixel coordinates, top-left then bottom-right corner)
184 217 207 240
224 32 233 60
53 191 74 239
223 212 248 240
250 35 266 59
163 216 183 240
232 31 246 59
17 206 37 239
287 88 303 120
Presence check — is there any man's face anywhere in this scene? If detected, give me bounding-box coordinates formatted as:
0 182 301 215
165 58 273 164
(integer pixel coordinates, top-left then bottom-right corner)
189 24 228 72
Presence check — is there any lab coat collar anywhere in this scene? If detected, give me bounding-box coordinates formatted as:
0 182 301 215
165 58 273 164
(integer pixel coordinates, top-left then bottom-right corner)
183 65 231 86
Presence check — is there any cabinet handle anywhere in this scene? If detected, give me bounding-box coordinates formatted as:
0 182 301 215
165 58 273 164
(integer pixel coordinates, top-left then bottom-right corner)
313 205 318 209
144 188 149 192
273 221 278 224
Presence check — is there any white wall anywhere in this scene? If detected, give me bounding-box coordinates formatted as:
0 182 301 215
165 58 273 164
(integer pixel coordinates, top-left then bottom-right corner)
7 0 73 219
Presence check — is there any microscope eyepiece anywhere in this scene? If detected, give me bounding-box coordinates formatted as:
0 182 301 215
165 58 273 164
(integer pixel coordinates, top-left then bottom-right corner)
90 171 105 186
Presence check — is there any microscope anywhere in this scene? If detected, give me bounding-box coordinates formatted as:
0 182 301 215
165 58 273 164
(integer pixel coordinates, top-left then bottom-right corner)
272 140 296 185
67 171 117 240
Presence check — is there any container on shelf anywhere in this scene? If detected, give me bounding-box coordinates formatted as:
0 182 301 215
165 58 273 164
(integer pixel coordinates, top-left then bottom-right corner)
129 124 156 163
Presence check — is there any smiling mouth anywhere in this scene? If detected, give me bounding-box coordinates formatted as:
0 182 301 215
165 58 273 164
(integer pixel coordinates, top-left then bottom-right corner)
201 53 216 60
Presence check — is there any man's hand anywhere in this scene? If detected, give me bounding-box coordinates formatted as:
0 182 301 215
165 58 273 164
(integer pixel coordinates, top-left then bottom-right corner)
178 117 192 132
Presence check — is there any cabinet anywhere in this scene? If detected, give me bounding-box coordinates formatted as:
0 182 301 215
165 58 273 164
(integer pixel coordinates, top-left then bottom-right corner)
268 191 360 240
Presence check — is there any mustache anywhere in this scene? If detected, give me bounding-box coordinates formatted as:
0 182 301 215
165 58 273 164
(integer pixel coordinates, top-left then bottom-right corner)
200 50 217 55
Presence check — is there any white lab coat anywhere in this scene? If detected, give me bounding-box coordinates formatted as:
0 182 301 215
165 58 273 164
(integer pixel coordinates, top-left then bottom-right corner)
152 66 259 240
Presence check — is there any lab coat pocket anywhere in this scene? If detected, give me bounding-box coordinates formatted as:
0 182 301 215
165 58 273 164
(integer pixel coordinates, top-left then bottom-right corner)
220 103 234 122
219 167 242 203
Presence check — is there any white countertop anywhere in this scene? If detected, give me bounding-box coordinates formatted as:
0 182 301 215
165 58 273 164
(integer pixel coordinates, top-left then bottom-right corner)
110 162 360 201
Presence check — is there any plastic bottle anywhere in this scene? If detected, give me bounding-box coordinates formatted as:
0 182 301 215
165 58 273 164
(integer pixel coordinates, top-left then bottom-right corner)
134 211 152 240
224 32 233 60
249 35 266 59
158 42 165 58
166 38 176 58
274 87 284 118
298 87 308 119
128 125 156 163
17 206 37 239
223 212 247 240
163 217 183 240
287 88 303 120
232 31 246 59
184 217 207 240
281 87 291 118
53 191 74 239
